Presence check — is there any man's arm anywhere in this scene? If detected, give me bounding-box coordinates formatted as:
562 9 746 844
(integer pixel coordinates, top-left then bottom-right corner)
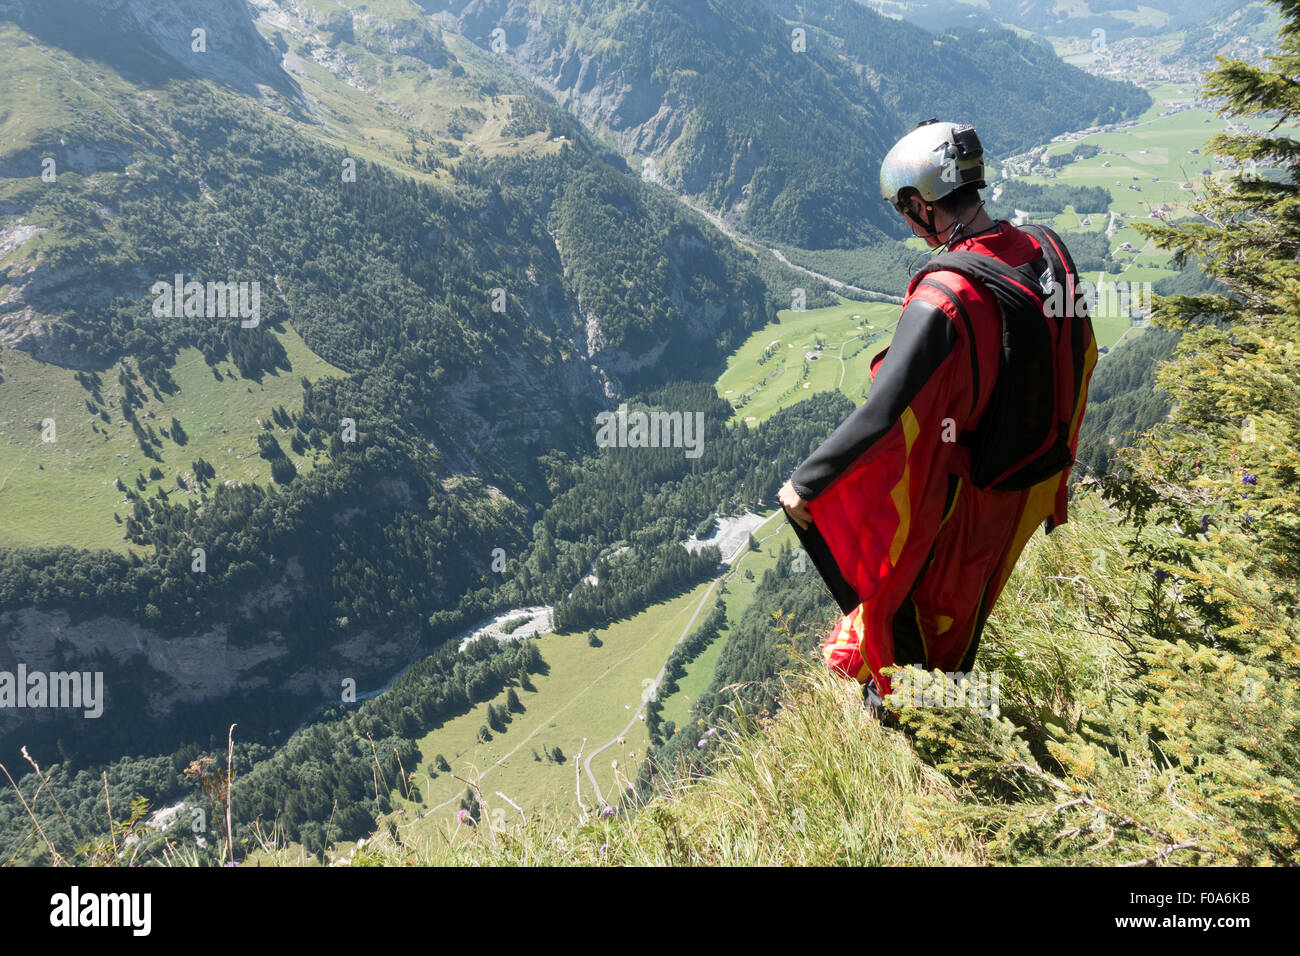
789 293 961 504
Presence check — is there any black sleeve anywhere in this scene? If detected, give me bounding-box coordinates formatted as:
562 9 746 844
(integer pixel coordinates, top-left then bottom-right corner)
790 295 957 500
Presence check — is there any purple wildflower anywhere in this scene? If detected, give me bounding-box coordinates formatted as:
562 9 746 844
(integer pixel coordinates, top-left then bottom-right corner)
1200 515 1211 535
697 739 706 748
456 808 471 825
1243 474 1258 485
601 805 616 817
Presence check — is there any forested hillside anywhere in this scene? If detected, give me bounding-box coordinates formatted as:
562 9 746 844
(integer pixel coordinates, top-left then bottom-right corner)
0 0 798 849
0 381 852 861
1074 328 1179 476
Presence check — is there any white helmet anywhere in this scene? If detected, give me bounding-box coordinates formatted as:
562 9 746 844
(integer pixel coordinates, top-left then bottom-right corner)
880 118 986 216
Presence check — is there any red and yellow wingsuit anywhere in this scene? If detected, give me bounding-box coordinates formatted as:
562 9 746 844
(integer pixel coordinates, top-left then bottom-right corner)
788 222 1097 697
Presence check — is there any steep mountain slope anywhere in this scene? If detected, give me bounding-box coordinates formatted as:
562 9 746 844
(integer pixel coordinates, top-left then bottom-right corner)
0 0 297 98
767 0 1151 154
429 0 1148 248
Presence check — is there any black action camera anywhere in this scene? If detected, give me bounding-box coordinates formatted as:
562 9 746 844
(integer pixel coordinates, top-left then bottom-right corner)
951 124 982 161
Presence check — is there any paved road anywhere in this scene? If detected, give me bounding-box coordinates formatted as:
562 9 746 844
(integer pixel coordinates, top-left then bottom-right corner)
668 190 902 304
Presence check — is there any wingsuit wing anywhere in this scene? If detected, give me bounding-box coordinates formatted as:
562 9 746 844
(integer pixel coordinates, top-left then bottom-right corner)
786 287 974 667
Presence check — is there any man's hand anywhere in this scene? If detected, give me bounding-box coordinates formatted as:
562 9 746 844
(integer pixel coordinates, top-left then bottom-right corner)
779 479 812 530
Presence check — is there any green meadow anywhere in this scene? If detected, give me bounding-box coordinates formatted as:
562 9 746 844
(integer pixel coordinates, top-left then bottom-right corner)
0 323 344 552
391 579 719 826
716 295 899 426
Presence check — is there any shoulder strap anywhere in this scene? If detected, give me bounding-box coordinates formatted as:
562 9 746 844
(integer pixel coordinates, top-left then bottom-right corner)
910 249 1052 427
1019 223 1078 281
914 250 1051 316
910 276 979 420
1018 223 1094 488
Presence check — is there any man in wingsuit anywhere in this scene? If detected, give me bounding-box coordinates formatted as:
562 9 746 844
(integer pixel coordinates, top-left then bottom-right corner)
779 119 1097 714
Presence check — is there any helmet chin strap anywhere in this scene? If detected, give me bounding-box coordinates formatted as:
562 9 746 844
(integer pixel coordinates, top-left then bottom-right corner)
903 202 938 237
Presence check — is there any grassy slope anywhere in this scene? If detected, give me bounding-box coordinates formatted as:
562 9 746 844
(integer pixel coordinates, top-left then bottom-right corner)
266 662 988 866
0 21 156 160
656 521 799 731
0 326 343 552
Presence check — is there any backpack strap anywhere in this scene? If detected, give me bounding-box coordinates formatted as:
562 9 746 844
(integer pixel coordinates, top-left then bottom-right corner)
1019 223 1091 440
1020 223 1081 291
909 248 1053 430
906 239 1074 490
912 249 1053 322
911 276 980 421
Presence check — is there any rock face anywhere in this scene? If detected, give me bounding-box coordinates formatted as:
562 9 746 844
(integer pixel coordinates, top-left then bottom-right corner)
0 575 422 739
249 0 449 92
433 0 898 244
0 0 295 97
446 0 694 178
419 342 609 480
